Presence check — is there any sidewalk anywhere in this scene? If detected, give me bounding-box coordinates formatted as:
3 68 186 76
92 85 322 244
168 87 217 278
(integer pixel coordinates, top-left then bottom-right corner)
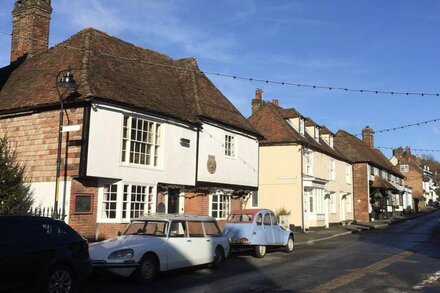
294 208 438 246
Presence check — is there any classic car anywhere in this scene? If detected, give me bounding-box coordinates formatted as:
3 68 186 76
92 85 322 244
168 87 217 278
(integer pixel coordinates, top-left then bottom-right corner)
89 214 230 283
223 209 294 258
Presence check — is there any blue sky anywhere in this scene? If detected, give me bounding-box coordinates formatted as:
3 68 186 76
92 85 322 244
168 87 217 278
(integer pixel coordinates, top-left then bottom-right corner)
1 0 439 160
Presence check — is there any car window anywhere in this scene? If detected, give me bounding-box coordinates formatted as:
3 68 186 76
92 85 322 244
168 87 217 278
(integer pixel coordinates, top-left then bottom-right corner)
203 221 221 236
169 221 187 237
124 221 168 237
188 221 204 237
41 222 71 242
271 213 278 225
256 213 263 226
263 213 271 226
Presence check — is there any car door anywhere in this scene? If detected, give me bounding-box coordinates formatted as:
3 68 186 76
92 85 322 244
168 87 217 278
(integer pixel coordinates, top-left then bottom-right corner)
166 220 193 270
270 212 284 245
187 221 210 265
262 212 275 244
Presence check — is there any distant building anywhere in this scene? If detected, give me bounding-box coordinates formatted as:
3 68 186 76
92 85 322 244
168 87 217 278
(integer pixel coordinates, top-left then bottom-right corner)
334 128 405 222
248 89 354 230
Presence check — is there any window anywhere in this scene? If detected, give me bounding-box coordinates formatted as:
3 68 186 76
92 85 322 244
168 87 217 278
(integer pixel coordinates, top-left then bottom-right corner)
203 222 221 236
314 127 320 142
263 213 271 225
400 164 409 173
256 213 263 225
304 149 313 176
124 220 168 236
299 119 305 135
102 184 118 219
74 194 93 214
329 159 336 180
122 185 153 220
169 221 187 237
329 136 334 148
345 164 351 184
210 192 231 219
224 134 235 157
251 191 258 207
329 193 336 213
370 166 374 176
346 194 353 213
122 115 161 167
270 213 278 225
188 221 205 237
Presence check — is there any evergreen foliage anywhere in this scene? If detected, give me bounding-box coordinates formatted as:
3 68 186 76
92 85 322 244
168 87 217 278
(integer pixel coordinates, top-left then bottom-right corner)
0 136 33 213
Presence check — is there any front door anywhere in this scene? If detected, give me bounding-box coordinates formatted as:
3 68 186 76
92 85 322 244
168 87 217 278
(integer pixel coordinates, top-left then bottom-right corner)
168 188 180 214
340 194 346 221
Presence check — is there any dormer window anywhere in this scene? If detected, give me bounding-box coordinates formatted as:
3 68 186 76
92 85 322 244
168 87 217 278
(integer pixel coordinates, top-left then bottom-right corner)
314 127 320 142
329 136 334 148
299 119 305 136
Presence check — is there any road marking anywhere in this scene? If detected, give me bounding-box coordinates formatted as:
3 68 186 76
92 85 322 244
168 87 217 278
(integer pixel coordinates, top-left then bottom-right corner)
308 251 413 292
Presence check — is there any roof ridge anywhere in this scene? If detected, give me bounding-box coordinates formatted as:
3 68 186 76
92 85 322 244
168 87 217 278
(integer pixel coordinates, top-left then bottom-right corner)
268 103 302 140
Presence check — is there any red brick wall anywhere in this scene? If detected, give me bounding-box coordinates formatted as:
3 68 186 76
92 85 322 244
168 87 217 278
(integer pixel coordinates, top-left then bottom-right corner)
0 108 84 182
353 163 370 222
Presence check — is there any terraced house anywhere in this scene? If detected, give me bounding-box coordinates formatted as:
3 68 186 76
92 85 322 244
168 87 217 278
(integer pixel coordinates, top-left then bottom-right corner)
334 128 406 222
248 90 354 230
0 0 260 239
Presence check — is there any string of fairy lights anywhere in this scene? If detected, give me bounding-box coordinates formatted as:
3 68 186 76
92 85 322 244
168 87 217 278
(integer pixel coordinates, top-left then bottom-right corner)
0 30 439 153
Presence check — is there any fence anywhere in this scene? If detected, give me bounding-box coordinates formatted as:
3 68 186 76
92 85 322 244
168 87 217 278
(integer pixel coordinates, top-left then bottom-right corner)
0 206 66 220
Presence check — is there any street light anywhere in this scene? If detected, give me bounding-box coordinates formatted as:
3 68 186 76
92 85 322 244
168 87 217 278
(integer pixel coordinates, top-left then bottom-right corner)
54 66 77 219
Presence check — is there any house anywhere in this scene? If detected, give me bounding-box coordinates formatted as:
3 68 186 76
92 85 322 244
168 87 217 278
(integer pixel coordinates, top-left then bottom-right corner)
391 147 437 210
334 128 405 222
247 89 354 230
0 0 261 239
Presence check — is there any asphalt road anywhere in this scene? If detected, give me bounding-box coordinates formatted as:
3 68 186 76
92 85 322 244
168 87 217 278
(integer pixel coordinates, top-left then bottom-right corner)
81 210 440 292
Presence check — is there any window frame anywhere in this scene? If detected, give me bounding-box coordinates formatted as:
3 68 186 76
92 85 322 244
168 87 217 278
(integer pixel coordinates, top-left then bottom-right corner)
224 134 236 158
209 191 231 220
73 193 93 215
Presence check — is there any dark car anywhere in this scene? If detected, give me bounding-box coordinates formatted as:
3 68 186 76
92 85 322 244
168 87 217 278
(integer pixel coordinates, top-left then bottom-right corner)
0 216 91 292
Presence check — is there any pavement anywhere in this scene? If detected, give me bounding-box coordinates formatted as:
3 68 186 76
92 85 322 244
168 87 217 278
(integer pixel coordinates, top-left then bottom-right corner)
294 207 439 246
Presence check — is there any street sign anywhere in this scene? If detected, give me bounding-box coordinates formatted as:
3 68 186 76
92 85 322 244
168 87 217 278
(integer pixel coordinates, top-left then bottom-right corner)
61 124 81 132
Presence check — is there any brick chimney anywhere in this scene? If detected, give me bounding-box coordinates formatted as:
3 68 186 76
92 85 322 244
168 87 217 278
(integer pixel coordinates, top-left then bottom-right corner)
10 0 52 62
272 99 279 107
251 88 264 114
362 126 374 147
393 147 404 159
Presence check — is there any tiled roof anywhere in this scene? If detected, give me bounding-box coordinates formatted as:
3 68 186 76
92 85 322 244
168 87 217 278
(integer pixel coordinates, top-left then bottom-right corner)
0 28 259 136
334 130 404 178
370 176 399 192
248 102 352 163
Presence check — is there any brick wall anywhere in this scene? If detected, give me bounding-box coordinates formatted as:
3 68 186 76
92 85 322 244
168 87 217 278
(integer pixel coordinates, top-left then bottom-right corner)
0 108 84 182
353 163 370 222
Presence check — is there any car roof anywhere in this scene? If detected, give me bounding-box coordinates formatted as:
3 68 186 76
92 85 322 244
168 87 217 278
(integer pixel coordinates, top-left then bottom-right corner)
133 213 217 222
229 209 273 216
0 215 56 222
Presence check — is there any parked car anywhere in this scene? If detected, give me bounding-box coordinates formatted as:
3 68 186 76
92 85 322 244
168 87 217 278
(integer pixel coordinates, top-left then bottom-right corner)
0 215 92 293
223 209 294 258
89 214 230 283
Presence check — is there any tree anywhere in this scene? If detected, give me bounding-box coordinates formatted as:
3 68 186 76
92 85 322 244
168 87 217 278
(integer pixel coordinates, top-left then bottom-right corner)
0 136 33 214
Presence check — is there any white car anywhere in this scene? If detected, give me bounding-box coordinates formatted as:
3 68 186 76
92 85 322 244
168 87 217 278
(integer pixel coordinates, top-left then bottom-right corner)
89 214 230 283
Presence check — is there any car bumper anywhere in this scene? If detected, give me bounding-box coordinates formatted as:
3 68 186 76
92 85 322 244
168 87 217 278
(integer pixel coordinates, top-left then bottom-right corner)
91 261 139 277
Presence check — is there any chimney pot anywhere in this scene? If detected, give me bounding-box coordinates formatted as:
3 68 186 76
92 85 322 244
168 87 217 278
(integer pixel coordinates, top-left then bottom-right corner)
251 88 264 115
362 126 374 148
272 99 279 106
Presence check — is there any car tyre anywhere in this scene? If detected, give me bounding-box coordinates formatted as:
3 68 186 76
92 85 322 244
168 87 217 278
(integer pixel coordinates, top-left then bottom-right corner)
284 235 294 253
211 246 225 269
253 245 266 258
45 265 74 293
133 255 158 284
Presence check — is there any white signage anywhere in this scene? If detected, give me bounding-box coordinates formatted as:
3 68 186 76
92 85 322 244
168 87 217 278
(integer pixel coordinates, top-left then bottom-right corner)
61 124 81 132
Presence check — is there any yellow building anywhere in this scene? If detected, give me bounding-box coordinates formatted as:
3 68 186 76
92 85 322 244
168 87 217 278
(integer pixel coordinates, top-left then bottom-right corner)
247 90 354 230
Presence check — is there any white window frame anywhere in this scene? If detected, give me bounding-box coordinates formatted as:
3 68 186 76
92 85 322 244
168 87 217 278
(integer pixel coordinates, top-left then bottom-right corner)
224 134 235 158
299 119 305 136
304 149 314 176
122 184 154 221
121 115 162 167
101 183 118 221
98 181 156 223
345 164 352 184
209 191 231 220
400 164 409 173
329 158 336 180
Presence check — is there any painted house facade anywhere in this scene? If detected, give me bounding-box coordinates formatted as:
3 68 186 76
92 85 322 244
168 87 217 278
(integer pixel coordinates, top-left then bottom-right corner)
0 0 260 240
334 128 405 222
391 147 438 210
247 90 354 230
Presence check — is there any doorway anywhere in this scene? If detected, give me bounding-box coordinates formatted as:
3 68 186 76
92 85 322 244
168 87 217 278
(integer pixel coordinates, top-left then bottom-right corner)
168 188 180 214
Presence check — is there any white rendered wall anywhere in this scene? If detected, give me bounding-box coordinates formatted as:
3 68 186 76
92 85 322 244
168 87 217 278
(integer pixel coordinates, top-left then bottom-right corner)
30 181 72 222
197 123 258 188
87 103 197 186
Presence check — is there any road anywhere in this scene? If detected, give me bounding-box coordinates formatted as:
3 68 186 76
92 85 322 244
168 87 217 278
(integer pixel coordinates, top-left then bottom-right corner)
81 210 440 292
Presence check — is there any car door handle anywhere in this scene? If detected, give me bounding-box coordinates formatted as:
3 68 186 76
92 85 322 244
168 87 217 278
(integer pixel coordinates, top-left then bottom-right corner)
206 239 211 242
187 240 192 242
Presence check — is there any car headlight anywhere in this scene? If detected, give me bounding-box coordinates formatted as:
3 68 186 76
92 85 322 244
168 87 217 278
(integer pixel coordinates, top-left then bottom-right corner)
108 249 134 260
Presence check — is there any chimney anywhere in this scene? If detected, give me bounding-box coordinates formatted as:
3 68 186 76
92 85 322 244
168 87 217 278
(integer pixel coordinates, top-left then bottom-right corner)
10 0 52 62
393 147 404 159
272 99 279 107
251 88 264 114
362 126 374 147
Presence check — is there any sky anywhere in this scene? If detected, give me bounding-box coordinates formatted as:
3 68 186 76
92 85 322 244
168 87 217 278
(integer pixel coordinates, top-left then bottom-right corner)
1 0 439 160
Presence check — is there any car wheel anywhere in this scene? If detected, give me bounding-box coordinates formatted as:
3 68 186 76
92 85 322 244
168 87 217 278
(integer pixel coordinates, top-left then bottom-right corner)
253 245 266 258
45 265 74 293
284 236 294 253
211 246 225 269
133 255 158 284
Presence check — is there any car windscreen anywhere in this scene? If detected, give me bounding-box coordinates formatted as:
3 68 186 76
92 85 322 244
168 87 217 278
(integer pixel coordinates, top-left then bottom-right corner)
226 213 253 223
123 220 168 237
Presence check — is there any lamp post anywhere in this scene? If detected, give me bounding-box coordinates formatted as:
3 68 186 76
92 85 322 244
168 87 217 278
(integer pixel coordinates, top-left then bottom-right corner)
54 66 77 219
